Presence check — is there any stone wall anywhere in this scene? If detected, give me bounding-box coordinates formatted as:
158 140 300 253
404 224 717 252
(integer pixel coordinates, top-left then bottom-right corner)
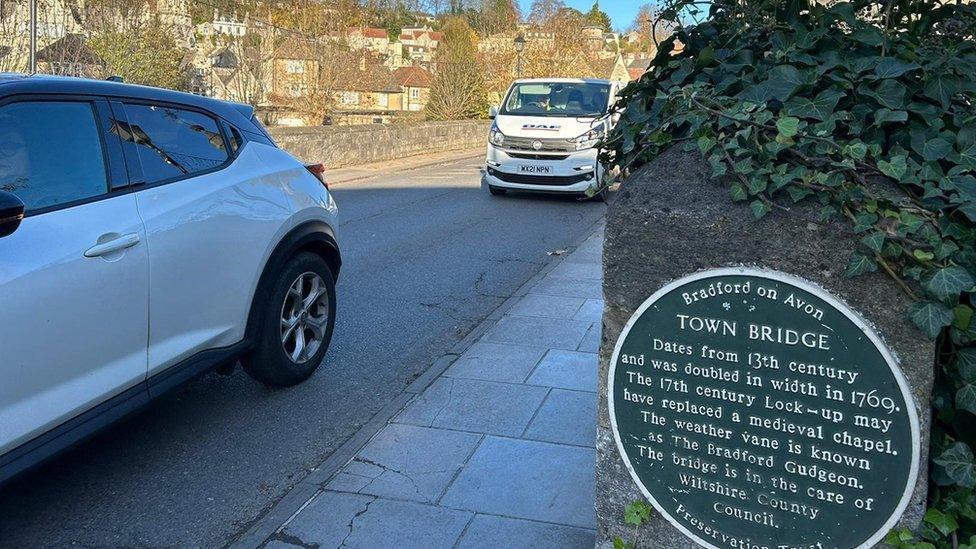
268 120 490 168
597 146 934 548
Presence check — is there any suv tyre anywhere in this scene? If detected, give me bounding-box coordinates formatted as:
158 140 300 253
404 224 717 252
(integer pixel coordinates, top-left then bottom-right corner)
243 252 336 386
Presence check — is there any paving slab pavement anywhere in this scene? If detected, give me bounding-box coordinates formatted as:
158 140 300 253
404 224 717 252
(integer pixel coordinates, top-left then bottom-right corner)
242 223 605 549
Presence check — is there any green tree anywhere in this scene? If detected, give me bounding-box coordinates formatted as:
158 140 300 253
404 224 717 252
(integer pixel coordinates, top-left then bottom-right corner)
585 1 612 32
426 17 489 120
89 24 186 90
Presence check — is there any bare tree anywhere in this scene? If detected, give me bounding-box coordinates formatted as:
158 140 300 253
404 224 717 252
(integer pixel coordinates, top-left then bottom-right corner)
226 37 266 106
527 0 565 26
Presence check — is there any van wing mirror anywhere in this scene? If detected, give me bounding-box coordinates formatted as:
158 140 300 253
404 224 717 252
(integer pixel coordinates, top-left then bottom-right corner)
0 190 25 239
488 105 499 119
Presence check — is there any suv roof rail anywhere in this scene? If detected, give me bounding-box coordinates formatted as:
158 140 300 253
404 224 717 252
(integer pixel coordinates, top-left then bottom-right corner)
106 75 123 83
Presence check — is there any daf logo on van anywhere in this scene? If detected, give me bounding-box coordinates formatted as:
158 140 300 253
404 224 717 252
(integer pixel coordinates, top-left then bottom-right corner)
522 124 561 131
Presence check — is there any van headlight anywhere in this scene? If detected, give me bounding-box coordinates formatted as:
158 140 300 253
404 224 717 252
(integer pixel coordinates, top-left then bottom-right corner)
489 124 506 147
571 125 605 150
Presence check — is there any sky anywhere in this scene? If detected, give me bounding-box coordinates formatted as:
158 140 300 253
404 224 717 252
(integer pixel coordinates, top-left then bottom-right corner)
517 0 642 32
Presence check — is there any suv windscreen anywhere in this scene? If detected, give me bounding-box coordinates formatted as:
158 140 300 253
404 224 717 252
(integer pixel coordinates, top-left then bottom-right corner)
502 82 611 117
117 104 228 184
0 101 108 211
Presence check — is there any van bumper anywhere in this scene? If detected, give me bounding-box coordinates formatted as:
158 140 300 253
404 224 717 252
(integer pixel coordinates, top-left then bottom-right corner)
484 145 601 194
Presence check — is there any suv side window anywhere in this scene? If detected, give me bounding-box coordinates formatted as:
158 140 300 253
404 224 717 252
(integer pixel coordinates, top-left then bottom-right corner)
0 101 109 212
120 103 229 184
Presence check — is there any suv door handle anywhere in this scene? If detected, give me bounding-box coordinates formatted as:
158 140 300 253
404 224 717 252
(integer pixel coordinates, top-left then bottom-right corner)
85 233 141 258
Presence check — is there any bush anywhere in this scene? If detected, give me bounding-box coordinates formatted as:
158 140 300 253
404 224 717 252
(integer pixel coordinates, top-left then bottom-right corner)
602 1 976 546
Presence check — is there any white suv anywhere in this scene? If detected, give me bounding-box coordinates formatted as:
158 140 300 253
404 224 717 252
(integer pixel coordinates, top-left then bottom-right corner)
0 75 341 484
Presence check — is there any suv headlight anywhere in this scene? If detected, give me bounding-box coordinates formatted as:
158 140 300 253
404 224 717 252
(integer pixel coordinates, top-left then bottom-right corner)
489 124 505 147
571 124 605 151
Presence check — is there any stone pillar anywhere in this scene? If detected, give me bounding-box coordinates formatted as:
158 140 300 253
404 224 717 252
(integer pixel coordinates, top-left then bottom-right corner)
596 147 933 548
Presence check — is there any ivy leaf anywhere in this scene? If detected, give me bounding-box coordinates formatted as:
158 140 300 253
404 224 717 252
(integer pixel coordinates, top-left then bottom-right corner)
750 199 772 219
766 64 806 101
851 26 884 46
934 442 976 488
865 80 908 109
924 75 962 110
924 508 959 537
747 177 767 194
955 143 976 172
956 348 976 379
954 304 973 330
878 155 908 179
624 501 654 526
776 117 800 138
852 211 878 233
844 253 877 277
861 232 885 253
730 183 748 202
874 108 908 126
845 142 868 160
910 301 954 338
784 88 845 121
958 382 976 414
924 266 974 301
921 137 953 162
698 136 715 154
873 58 921 79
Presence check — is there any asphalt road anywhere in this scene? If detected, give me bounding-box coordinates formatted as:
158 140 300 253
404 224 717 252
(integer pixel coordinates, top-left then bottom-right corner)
0 153 608 547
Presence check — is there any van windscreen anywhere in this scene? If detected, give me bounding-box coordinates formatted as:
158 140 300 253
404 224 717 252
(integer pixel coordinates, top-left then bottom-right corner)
502 82 611 118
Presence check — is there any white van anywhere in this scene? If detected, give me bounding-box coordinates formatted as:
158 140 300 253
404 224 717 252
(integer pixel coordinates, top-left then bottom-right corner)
484 78 622 199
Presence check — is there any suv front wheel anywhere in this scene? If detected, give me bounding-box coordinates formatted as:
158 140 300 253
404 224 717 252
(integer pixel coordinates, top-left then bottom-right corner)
243 252 336 386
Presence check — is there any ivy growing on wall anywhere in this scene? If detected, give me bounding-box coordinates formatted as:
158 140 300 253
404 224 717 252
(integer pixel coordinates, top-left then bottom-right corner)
601 0 976 546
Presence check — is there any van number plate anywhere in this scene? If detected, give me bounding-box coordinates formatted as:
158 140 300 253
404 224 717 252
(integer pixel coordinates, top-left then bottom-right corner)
519 165 551 174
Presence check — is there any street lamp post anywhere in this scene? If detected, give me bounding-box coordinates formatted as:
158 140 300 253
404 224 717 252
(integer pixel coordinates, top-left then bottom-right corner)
513 34 525 79
28 0 37 74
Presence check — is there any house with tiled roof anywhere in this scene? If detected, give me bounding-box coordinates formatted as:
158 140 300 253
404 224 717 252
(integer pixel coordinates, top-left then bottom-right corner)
626 57 652 81
588 52 631 82
393 66 433 112
328 62 405 125
36 34 104 78
398 26 442 64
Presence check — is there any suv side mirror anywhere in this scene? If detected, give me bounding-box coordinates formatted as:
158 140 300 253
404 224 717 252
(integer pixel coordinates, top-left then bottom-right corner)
0 190 25 238
488 105 499 119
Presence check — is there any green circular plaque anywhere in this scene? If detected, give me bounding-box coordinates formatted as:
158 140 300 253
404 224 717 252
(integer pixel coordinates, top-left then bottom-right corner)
608 268 919 549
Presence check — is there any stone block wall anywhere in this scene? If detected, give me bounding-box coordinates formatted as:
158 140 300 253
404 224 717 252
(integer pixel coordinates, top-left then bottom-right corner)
268 120 490 168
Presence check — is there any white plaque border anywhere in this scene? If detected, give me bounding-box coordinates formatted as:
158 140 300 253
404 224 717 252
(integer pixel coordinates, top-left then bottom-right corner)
607 266 922 549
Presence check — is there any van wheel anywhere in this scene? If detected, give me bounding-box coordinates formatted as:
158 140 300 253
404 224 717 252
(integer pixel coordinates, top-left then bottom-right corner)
488 185 507 196
242 253 336 387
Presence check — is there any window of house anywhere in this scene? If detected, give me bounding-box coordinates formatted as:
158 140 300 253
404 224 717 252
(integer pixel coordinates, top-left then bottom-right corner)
285 60 304 74
410 88 422 100
377 93 389 108
119 104 229 184
0 101 108 211
287 83 306 97
340 91 360 105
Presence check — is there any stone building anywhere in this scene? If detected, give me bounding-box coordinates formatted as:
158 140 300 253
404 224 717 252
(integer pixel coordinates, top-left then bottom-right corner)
36 33 103 77
327 64 403 125
393 65 433 112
